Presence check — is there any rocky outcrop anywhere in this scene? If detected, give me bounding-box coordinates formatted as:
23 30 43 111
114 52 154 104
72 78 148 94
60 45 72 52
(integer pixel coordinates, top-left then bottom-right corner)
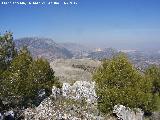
24 96 103 120
61 81 97 104
24 81 145 120
24 81 103 120
113 105 144 120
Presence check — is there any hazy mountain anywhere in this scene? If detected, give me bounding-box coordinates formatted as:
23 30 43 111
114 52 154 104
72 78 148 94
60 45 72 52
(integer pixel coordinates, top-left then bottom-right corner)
60 42 92 58
15 37 73 61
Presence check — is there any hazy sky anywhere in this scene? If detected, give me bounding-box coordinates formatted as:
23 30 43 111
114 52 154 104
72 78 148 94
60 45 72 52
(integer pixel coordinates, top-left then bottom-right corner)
1 0 160 50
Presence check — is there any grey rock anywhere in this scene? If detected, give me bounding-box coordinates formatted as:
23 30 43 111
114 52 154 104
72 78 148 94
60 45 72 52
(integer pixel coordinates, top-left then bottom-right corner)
24 81 103 120
61 81 97 104
113 105 144 120
150 112 160 120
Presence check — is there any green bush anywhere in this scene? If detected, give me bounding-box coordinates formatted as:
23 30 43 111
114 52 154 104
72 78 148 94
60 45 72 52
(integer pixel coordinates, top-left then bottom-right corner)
93 53 157 114
145 65 160 94
0 33 60 109
4 48 60 107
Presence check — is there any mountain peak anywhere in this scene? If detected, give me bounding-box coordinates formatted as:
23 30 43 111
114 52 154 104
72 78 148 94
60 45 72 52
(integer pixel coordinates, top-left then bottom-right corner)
15 37 73 61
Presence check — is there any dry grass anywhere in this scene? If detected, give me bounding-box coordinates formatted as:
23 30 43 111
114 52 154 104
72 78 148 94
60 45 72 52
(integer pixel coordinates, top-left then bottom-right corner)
50 59 101 83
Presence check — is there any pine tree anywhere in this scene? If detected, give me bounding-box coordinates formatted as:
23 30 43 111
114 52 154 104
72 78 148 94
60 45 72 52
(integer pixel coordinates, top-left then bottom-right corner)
0 32 17 110
27 58 60 105
0 32 17 75
1 46 60 108
93 53 156 113
145 65 160 94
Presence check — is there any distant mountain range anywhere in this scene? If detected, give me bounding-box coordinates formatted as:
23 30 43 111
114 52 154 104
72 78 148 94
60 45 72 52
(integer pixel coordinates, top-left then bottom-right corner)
15 37 119 61
14 37 160 69
15 37 73 61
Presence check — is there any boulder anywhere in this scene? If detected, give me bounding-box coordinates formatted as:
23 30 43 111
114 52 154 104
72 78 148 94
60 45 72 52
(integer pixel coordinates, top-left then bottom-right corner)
24 81 103 120
113 105 144 120
61 81 97 104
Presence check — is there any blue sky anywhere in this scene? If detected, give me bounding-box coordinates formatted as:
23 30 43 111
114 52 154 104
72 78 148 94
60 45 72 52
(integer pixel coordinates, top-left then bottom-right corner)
1 0 160 50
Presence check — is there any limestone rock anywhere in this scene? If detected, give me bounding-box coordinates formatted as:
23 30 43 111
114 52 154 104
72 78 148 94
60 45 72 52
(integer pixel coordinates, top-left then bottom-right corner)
61 81 97 104
24 81 103 120
24 96 103 120
113 105 144 120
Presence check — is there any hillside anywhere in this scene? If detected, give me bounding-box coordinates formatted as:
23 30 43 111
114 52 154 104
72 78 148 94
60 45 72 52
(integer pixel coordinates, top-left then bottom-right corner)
50 59 101 83
15 37 73 61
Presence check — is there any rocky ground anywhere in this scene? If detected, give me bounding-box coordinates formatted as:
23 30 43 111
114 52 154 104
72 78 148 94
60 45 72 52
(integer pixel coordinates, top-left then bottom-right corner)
24 81 104 120
24 81 144 120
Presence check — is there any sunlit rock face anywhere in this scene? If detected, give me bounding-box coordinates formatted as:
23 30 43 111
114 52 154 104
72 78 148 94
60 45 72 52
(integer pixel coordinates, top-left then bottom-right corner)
24 81 103 120
24 97 58 120
61 81 97 104
113 105 144 120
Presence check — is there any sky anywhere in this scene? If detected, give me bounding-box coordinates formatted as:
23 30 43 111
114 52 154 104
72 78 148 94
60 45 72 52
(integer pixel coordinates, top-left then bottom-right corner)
0 0 160 50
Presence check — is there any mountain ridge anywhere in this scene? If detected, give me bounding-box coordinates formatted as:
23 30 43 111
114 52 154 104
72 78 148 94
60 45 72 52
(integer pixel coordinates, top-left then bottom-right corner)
15 37 73 61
